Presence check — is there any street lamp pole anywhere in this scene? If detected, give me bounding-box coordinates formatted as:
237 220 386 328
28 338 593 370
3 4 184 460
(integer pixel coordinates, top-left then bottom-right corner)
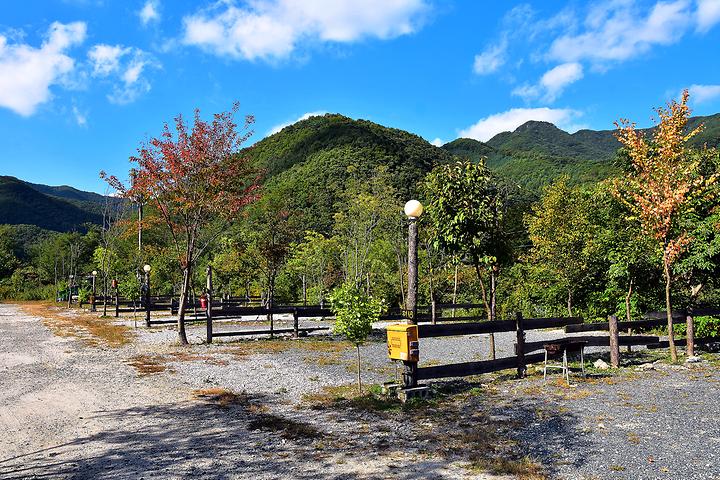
67 274 74 308
91 271 97 312
143 264 151 327
404 199 423 388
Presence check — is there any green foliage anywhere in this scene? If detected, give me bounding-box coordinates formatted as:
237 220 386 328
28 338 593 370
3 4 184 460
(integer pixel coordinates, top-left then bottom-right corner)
424 161 496 262
118 273 142 302
525 177 602 316
329 282 384 345
674 316 720 338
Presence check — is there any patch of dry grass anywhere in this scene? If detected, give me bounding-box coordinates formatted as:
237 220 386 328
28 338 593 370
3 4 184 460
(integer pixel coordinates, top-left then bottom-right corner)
247 413 322 440
192 388 249 408
126 350 228 376
222 337 351 360
126 354 171 375
17 301 133 347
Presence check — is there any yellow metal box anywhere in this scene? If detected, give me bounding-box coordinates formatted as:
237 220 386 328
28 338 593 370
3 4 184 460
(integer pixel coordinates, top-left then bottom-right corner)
386 324 419 362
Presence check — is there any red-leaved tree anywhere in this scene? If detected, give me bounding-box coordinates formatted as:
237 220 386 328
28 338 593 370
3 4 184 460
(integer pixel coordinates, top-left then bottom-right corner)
613 91 714 361
102 103 260 344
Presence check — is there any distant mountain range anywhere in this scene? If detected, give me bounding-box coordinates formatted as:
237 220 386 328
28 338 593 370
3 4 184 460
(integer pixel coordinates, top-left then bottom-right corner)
0 176 104 232
3 111 719 233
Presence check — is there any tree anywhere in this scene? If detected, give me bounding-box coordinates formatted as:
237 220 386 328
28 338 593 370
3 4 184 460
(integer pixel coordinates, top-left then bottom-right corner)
287 231 339 306
424 160 506 358
243 193 301 308
330 281 384 393
102 103 260 344
526 176 599 317
612 91 716 361
332 165 398 292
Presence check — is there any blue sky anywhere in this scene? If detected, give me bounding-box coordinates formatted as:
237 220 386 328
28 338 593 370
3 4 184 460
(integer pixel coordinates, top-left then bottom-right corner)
1 0 720 193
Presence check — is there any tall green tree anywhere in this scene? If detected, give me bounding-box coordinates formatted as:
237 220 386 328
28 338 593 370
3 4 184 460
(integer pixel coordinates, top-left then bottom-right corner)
526 176 599 317
424 160 509 358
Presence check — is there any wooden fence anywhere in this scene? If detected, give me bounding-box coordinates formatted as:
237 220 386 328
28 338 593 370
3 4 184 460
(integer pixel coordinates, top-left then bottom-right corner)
414 315 583 381
412 306 720 382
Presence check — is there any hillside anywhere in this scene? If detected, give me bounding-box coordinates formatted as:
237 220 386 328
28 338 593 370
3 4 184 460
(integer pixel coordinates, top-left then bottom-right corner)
243 114 454 232
442 112 720 192
0 176 102 232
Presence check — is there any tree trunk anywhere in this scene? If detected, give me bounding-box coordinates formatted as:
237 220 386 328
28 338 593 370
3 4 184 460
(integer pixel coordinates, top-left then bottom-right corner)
625 279 633 322
686 310 695 358
663 260 677 362
473 264 491 320
103 276 108 317
177 267 191 345
356 344 362 394
489 268 497 360
567 289 573 317
452 264 458 318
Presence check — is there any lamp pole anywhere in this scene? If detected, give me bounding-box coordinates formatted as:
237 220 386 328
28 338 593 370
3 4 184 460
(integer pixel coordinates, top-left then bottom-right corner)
67 274 74 308
143 264 151 327
91 271 97 312
404 200 423 388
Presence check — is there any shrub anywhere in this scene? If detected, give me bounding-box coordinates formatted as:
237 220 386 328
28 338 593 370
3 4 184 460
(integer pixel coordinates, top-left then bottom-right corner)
674 316 720 338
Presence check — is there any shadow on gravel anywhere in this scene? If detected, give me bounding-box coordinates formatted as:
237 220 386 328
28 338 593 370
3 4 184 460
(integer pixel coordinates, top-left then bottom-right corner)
304 379 591 479
0 392 464 480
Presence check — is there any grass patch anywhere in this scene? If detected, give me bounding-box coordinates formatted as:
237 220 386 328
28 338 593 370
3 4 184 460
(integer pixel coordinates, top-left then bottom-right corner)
470 456 547 479
192 388 248 408
126 354 170 375
301 384 434 412
247 413 322 440
222 337 351 359
17 301 133 347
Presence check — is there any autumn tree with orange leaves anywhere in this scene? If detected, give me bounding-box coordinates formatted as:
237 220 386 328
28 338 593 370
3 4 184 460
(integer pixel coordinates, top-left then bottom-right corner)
613 91 715 362
102 103 260 344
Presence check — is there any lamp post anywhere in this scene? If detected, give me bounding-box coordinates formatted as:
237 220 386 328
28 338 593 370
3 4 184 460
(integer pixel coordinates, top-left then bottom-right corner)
403 199 423 388
68 274 74 308
143 264 151 327
91 271 97 312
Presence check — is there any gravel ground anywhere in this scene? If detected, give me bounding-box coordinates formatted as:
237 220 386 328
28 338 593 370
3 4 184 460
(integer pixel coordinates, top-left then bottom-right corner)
1 302 719 480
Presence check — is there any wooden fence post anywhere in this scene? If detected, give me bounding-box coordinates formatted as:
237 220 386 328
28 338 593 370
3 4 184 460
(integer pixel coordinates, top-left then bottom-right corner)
293 308 299 338
686 307 695 358
609 314 620 368
206 266 213 344
515 312 526 378
115 288 119 318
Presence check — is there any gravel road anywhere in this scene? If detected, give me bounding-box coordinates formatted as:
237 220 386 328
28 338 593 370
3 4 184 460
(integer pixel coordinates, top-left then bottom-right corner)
1 302 719 480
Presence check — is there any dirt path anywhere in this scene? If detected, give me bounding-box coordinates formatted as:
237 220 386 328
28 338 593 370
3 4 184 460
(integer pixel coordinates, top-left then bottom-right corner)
0 303 503 479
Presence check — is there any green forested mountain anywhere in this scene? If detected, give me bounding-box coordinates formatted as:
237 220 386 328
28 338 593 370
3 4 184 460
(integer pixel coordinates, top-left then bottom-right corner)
2 112 719 234
243 114 454 233
0 176 102 232
442 113 720 193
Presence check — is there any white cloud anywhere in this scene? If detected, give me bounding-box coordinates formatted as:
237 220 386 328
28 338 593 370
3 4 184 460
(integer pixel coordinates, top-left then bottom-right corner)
88 44 159 104
459 107 582 142
182 0 429 61
430 137 444 147
512 62 583 103
697 0 720 32
549 1 692 66
139 1 161 25
72 105 87 126
0 21 86 116
269 111 327 135
541 63 583 98
88 44 131 76
687 84 720 103
473 40 506 75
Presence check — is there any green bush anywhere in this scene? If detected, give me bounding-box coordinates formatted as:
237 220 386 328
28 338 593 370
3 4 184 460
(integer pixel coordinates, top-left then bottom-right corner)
674 316 720 338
